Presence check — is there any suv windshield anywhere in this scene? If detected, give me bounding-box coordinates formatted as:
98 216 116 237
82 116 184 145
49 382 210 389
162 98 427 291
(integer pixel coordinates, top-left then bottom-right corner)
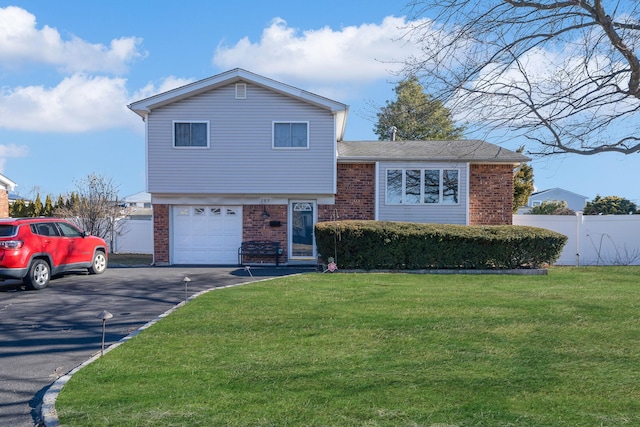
0 225 16 237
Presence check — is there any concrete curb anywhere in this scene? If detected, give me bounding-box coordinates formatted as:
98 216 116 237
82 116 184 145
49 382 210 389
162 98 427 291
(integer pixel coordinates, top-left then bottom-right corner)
40 278 260 427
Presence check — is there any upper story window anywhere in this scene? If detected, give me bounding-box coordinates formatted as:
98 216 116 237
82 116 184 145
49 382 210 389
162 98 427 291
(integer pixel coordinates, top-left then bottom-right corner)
386 168 460 205
273 122 308 149
174 121 209 148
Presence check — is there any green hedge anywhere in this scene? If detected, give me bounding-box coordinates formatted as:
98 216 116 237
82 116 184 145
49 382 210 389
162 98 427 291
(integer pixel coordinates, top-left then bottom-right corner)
315 221 567 270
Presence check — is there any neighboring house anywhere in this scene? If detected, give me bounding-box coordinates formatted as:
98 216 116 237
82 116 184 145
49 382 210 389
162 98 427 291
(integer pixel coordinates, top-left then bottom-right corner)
0 174 17 218
123 191 152 209
122 191 152 219
128 68 529 266
525 188 589 213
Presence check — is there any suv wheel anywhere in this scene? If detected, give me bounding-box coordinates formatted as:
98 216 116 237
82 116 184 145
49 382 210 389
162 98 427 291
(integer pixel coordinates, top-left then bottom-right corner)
24 259 50 290
89 251 107 275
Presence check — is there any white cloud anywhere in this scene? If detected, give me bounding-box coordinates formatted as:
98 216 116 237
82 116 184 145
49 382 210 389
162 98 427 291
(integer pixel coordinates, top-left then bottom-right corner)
213 16 429 96
0 74 138 132
132 76 195 101
0 143 29 174
0 6 146 74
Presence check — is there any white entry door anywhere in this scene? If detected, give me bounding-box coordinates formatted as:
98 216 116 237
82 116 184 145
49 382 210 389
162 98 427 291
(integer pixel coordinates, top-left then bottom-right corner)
172 206 242 264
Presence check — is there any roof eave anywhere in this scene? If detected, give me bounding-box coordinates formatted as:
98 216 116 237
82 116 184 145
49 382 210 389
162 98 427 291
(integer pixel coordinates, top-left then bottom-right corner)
127 68 348 119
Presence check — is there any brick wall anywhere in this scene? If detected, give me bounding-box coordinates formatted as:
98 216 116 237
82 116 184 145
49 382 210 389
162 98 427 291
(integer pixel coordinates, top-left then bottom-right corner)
242 204 288 264
152 204 170 265
468 164 514 225
319 163 375 222
0 190 8 218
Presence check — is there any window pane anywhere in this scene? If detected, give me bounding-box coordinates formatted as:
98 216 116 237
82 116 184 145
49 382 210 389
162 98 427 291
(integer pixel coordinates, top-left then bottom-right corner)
191 123 208 147
424 170 440 203
57 222 82 237
443 170 459 204
274 123 290 147
274 123 308 148
386 170 402 204
174 123 190 147
291 123 308 147
405 169 421 204
0 225 16 237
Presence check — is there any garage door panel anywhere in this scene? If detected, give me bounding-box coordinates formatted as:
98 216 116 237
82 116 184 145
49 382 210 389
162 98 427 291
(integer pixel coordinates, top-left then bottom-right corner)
172 206 242 264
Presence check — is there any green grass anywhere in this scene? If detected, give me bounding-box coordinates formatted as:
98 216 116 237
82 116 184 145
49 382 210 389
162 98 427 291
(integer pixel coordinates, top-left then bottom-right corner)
108 253 153 266
56 267 640 426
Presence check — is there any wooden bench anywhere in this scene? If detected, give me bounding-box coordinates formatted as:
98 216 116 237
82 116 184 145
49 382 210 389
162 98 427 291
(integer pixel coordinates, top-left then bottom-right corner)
238 241 283 266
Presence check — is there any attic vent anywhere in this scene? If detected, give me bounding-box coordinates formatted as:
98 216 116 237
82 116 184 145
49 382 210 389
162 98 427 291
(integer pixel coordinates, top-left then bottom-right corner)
235 83 247 99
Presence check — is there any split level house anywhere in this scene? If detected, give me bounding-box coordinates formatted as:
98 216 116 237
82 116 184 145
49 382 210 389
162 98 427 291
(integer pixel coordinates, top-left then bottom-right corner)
128 68 529 266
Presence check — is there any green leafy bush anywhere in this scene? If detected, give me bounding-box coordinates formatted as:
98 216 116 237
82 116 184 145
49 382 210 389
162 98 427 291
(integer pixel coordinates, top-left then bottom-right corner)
315 220 567 270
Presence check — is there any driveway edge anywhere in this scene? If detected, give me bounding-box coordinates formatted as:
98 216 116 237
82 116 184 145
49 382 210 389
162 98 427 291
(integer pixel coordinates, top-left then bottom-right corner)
40 279 257 427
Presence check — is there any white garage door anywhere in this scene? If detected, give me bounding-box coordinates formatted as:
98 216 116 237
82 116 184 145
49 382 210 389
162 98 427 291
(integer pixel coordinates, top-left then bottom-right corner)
172 206 242 264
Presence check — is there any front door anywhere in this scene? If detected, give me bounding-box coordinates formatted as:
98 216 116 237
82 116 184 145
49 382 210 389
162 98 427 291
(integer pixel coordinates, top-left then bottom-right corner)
289 201 316 260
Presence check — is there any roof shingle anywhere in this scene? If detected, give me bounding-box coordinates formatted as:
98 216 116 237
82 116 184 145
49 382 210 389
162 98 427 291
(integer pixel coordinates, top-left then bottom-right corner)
338 140 530 163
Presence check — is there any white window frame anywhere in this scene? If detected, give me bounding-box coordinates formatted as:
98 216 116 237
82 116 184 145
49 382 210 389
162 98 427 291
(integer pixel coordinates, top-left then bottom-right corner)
173 121 210 149
272 121 309 149
385 168 460 205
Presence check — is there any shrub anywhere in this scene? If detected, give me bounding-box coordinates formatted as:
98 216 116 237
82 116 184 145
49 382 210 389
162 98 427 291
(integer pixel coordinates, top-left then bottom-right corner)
315 220 567 270
529 200 575 215
583 195 638 215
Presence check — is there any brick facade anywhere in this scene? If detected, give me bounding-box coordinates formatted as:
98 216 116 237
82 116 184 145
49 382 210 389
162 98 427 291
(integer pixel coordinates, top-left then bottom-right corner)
153 204 170 265
242 204 288 264
151 163 513 264
468 164 514 225
318 163 375 222
0 190 8 218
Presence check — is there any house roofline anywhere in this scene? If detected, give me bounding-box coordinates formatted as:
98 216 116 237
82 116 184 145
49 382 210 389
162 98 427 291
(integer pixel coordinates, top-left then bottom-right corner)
128 68 349 140
0 173 16 191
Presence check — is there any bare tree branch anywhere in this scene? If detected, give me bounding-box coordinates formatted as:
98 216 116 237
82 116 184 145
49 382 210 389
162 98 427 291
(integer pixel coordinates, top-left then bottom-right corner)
403 0 640 155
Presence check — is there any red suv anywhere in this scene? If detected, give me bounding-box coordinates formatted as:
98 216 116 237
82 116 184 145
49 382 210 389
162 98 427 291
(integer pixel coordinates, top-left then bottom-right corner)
0 218 108 290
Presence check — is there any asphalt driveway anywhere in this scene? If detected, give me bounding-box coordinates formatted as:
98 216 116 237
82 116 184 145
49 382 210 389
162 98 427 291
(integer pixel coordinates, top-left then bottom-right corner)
0 265 312 427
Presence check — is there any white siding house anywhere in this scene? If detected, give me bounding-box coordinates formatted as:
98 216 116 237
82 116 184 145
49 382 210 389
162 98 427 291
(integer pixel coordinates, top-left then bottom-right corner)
128 69 528 266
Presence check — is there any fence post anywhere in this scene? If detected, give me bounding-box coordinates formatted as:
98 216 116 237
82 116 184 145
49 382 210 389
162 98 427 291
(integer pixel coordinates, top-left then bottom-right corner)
575 211 583 267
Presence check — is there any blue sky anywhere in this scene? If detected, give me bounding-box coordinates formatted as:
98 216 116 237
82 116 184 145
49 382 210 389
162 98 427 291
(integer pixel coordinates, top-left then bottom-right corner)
1 1 639 203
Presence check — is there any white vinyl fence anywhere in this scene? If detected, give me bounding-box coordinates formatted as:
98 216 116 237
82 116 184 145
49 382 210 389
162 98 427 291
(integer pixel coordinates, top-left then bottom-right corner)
513 214 640 266
112 218 153 254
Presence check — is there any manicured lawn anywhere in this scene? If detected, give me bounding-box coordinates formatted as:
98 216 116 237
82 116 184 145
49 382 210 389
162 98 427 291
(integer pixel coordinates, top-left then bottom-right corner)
108 253 153 266
56 267 640 426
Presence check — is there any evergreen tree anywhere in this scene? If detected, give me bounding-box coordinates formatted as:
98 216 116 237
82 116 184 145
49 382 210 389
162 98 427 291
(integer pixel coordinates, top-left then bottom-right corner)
374 76 465 141
512 147 534 213
54 194 66 211
32 193 43 217
43 195 54 217
10 199 26 218
583 195 637 215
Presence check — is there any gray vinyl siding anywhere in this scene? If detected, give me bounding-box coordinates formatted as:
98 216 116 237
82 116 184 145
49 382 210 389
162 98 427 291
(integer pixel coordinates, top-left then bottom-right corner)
377 161 468 224
146 83 336 195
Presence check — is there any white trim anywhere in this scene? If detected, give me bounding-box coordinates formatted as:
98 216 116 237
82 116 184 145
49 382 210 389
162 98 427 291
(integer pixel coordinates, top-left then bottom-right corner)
0 173 16 191
375 162 380 220
465 163 470 225
288 200 317 260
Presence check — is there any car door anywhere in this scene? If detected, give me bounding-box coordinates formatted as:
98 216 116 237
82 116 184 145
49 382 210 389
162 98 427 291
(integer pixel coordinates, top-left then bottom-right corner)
31 222 67 267
55 222 91 265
